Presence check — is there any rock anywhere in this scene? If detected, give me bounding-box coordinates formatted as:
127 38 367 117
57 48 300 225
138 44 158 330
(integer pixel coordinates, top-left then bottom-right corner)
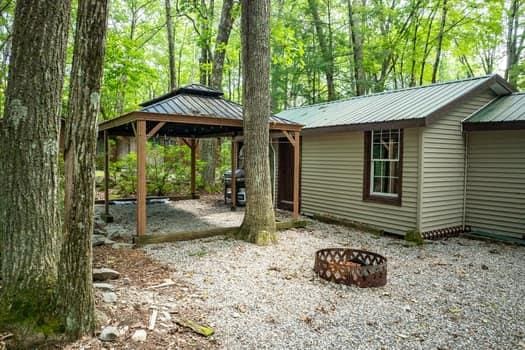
95 309 110 327
481 264 489 270
94 283 115 292
103 292 118 303
93 268 120 281
131 329 147 342
94 220 107 235
92 234 107 247
99 326 119 342
112 243 134 250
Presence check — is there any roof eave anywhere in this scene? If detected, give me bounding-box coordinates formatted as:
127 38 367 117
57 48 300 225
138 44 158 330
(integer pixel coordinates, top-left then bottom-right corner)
463 121 525 131
301 118 426 135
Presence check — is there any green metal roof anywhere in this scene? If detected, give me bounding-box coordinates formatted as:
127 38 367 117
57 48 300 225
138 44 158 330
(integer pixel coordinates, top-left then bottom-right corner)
465 93 525 123
463 92 525 131
277 75 513 131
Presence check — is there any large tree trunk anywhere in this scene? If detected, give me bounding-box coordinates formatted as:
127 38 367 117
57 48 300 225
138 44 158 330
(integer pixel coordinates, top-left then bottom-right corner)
0 0 71 341
238 0 276 244
348 0 365 95
432 0 447 83
57 0 109 339
307 0 336 100
165 0 177 90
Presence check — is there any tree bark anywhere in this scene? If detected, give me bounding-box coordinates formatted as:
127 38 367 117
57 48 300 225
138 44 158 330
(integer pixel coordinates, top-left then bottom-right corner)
238 0 276 244
57 0 109 339
210 0 235 89
505 0 524 86
0 0 71 341
432 0 447 83
348 0 366 95
307 0 336 100
165 0 177 90
202 0 236 189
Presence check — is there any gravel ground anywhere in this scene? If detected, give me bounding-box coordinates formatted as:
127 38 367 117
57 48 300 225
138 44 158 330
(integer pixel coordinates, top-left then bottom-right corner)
143 218 525 350
96 195 246 238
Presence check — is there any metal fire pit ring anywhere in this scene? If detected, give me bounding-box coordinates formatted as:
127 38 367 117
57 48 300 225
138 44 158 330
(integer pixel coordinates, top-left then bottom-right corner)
314 248 387 288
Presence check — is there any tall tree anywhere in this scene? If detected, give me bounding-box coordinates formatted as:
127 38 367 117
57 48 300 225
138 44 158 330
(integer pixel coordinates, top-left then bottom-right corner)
202 0 237 189
505 0 524 86
307 0 336 100
210 0 236 88
432 0 448 83
165 0 177 90
57 0 109 339
0 0 71 341
238 0 276 244
348 0 365 95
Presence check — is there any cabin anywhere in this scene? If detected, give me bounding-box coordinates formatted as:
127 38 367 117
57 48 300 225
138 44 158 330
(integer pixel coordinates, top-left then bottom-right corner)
276 74 525 241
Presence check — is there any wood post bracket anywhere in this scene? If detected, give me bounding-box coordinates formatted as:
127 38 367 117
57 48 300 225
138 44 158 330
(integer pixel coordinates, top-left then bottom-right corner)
147 122 166 139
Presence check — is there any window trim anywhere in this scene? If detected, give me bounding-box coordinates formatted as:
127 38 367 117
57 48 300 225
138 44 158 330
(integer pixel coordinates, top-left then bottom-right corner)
363 129 403 206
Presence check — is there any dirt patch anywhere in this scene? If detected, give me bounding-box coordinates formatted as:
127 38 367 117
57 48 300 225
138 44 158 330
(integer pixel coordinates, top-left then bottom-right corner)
64 246 217 350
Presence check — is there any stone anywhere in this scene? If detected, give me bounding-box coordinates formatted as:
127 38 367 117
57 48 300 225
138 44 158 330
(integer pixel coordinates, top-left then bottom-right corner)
94 283 115 292
99 326 119 342
95 309 110 327
93 234 107 247
93 268 120 281
131 329 148 342
103 292 118 303
112 243 134 250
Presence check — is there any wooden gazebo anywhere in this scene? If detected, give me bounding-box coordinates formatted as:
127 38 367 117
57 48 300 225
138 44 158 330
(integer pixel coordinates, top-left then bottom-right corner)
99 84 303 236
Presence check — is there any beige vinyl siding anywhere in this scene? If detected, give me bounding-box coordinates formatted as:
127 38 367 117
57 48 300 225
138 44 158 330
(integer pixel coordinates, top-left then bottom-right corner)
300 128 419 234
466 130 525 238
419 88 497 232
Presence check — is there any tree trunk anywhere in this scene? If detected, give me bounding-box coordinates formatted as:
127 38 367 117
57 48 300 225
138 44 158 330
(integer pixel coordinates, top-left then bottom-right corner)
238 0 276 244
348 0 365 95
307 0 336 100
432 0 447 83
0 0 71 341
57 0 109 339
202 0 236 189
165 0 177 90
210 0 235 89
505 0 524 86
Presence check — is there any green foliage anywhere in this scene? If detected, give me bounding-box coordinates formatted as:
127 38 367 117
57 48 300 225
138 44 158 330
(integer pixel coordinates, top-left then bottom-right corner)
109 141 209 197
110 151 137 196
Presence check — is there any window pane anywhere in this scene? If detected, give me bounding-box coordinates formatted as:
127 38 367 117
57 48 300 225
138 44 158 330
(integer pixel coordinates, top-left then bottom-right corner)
373 131 381 143
391 130 399 143
373 143 381 159
390 142 398 160
373 161 383 176
373 176 382 193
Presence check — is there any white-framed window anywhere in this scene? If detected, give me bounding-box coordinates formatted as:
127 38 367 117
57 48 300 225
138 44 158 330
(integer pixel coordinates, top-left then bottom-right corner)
370 129 400 197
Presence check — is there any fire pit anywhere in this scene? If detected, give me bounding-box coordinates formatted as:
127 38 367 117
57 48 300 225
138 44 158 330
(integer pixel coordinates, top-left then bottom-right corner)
314 248 387 288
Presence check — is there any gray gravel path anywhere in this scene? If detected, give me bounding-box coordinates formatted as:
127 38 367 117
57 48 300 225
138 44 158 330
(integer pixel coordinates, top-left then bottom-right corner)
144 220 525 350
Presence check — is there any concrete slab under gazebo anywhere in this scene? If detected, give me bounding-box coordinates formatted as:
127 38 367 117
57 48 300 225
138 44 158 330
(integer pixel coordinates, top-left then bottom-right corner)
98 84 303 236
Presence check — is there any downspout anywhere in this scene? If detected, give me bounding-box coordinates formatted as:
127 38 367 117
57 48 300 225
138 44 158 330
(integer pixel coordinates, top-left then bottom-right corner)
462 132 469 231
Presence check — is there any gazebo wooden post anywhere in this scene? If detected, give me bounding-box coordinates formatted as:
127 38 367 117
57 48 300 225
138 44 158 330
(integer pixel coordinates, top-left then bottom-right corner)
103 130 113 222
136 120 147 236
231 139 238 210
293 131 301 219
190 139 197 199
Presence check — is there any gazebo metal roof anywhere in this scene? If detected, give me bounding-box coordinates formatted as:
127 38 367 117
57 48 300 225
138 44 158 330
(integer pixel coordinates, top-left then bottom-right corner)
99 84 301 138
